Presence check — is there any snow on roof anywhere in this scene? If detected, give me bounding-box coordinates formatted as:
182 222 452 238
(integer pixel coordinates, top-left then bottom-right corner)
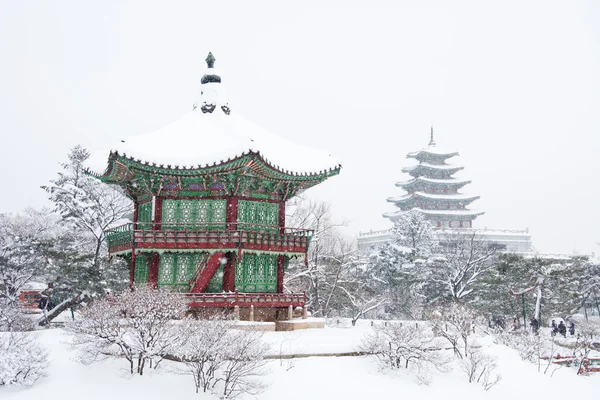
387 192 479 202
402 163 464 173
18 281 48 291
86 54 340 175
384 208 484 219
395 177 471 187
407 146 458 158
87 108 339 175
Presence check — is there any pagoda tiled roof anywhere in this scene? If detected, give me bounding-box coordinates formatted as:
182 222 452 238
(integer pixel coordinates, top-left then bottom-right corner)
395 177 471 188
401 163 464 174
383 208 484 219
386 192 480 203
407 146 459 159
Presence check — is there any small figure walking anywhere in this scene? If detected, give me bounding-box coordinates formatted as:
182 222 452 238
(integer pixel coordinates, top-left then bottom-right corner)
569 321 575 336
558 321 567 338
530 317 540 335
551 320 558 337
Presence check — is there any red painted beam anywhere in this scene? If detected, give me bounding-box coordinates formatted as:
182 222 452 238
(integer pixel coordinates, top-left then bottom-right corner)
221 252 236 292
191 252 226 293
148 252 159 288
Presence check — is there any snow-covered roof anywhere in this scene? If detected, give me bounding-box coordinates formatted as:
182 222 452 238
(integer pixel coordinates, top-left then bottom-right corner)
86 53 340 175
18 281 47 292
407 146 458 159
395 177 471 187
386 192 480 203
384 208 484 219
402 163 464 173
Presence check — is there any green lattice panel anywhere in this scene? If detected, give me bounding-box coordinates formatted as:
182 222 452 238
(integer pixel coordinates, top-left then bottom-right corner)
134 254 149 284
158 253 201 291
161 199 226 229
162 200 178 228
235 253 277 293
237 200 279 231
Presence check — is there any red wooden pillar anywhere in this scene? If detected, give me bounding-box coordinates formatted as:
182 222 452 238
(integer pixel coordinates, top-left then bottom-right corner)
222 252 236 292
276 255 285 293
148 252 160 288
133 201 139 227
153 196 163 230
226 197 238 230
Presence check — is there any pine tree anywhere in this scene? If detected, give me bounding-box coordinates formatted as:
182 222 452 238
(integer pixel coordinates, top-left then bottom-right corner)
42 145 132 298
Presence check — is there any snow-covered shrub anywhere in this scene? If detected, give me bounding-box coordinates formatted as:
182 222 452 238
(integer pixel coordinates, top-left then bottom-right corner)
0 300 34 332
175 317 269 398
218 328 269 399
68 286 188 375
571 317 600 374
361 321 450 384
176 316 234 393
0 331 48 386
429 303 481 359
494 332 541 363
460 346 501 390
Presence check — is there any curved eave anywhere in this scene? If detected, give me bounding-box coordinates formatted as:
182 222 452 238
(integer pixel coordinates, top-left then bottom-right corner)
407 150 459 160
87 150 341 184
386 193 480 203
384 208 485 220
395 178 471 189
402 164 464 174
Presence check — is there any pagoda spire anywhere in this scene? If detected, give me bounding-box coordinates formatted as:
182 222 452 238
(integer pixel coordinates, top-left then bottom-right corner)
205 52 216 68
195 51 230 114
429 126 436 147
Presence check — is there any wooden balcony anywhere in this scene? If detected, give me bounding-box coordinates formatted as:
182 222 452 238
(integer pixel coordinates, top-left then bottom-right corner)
185 291 306 308
105 222 313 255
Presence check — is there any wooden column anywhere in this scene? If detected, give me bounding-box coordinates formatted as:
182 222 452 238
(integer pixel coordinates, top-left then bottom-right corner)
153 196 163 230
133 201 139 227
222 252 236 292
276 255 285 293
148 252 160 288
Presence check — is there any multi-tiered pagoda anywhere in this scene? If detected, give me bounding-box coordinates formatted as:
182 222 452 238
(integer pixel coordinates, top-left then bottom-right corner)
87 53 340 320
383 128 482 229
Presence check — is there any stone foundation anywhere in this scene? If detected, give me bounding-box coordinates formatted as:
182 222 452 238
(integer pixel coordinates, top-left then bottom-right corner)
275 318 325 331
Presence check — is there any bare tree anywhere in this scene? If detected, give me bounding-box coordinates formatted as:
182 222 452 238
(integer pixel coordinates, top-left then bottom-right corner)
572 316 600 374
176 316 233 393
217 328 270 399
430 302 480 359
285 198 352 317
0 331 49 387
361 321 450 384
460 346 501 390
434 232 501 302
68 286 188 375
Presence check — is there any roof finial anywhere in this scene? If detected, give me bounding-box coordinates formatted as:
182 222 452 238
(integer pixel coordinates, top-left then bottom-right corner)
429 126 436 146
206 52 216 68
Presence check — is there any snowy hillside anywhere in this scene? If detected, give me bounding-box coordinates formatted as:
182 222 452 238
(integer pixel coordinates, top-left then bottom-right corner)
2 321 599 400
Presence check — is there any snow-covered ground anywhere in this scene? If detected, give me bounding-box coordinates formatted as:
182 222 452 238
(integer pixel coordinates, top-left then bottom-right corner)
2 320 599 400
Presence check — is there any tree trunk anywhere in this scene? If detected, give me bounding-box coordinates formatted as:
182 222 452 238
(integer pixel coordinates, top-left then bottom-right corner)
38 294 82 326
534 285 542 321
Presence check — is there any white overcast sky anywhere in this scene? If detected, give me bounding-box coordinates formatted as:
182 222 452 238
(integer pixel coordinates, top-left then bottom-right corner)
0 1 598 254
